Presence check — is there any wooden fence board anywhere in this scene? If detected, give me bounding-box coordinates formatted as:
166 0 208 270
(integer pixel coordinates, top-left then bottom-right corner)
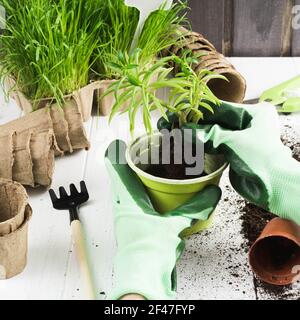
232 0 290 56
292 0 300 56
187 0 296 56
187 0 225 52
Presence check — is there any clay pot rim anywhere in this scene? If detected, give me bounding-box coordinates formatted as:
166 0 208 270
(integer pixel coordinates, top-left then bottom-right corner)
251 232 300 248
252 217 300 247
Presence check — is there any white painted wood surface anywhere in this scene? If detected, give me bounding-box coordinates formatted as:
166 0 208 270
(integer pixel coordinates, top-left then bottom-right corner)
0 58 299 300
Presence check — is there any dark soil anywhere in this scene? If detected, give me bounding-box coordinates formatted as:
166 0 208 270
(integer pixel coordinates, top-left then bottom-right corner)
241 139 300 248
281 138 300 162
291 143 300 162
146 164 207 180
145 136 206 180
240 203 276 248
258 236 300 269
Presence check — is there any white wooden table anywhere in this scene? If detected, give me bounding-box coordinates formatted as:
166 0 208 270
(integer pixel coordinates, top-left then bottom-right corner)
0 58 300 300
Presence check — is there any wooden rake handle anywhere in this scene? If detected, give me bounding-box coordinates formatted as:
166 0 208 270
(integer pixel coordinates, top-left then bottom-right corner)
71 220 96 300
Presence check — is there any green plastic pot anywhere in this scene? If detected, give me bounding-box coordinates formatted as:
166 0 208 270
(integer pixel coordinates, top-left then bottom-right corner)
126 132 228 237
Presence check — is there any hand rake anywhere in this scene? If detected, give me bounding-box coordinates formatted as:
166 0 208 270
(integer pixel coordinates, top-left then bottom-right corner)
49 181 95 300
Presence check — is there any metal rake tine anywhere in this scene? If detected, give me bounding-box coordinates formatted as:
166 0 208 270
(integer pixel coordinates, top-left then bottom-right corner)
59 186 68 198
70 183 79 195
80 181 88 195
49 189 58 204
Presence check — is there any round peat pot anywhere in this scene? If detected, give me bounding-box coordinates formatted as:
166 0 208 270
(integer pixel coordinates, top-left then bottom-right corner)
249 218 300 286
0 205 32 279
126 132 228 237
0 179 28 236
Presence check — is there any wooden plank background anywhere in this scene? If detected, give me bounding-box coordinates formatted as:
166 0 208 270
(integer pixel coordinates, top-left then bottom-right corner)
292 0 300 55
188 0 300 56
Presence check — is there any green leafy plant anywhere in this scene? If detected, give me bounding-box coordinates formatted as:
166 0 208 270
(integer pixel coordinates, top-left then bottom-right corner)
103 49 228 136
0 0 103 107
93 0 188 80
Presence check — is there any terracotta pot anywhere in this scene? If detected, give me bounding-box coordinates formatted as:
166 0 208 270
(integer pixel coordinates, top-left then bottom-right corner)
249 217 300 286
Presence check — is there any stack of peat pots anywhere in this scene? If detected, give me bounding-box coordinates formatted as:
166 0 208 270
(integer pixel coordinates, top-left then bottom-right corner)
0 97 90 188
168 27 246 103
0 179 32 279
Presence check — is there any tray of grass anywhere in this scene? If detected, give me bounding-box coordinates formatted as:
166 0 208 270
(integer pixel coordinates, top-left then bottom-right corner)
93 0 188 116
0 0 102 121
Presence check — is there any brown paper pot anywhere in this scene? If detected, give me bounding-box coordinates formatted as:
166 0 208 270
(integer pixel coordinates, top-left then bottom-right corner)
50 104 73 154
12 130 34 187
96 80 129 116
30 130 56 187
249 218 300 286
73 82 100 122
0 205 32 279
0 133 14 180
0 110 59 187
168 28 247 103
206 67 246 103
0 179 28 236
0 107 53 136
63 99 90 151
96 80 117 116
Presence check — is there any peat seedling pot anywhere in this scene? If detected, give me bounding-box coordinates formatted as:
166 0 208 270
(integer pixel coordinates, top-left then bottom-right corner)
0 179 28 235
0 179 32 279
126 132 228 237
249 217 300 286
96 80 123 116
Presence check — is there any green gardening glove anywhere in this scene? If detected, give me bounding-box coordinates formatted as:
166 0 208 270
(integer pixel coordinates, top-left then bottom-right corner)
158 102 300 225
105 140 221 300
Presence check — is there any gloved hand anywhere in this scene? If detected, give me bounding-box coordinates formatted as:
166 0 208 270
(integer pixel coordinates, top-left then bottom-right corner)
158 102 300 225
105 140 221 300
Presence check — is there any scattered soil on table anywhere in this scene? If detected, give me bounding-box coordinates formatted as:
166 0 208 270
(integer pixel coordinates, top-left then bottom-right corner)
291 143 300 162
145 137 206 180
240 139 300 299
240 203 276 248
241 139 300 248
253 277 300 300
281 138 300 162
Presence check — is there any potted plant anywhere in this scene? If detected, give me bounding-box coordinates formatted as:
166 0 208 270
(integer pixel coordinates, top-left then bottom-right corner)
93 0 187 115
0 0 102 121
103 49 228 236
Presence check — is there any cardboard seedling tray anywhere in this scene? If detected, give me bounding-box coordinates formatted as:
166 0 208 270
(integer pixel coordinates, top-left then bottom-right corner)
5 77 98 122
0 99 90 187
